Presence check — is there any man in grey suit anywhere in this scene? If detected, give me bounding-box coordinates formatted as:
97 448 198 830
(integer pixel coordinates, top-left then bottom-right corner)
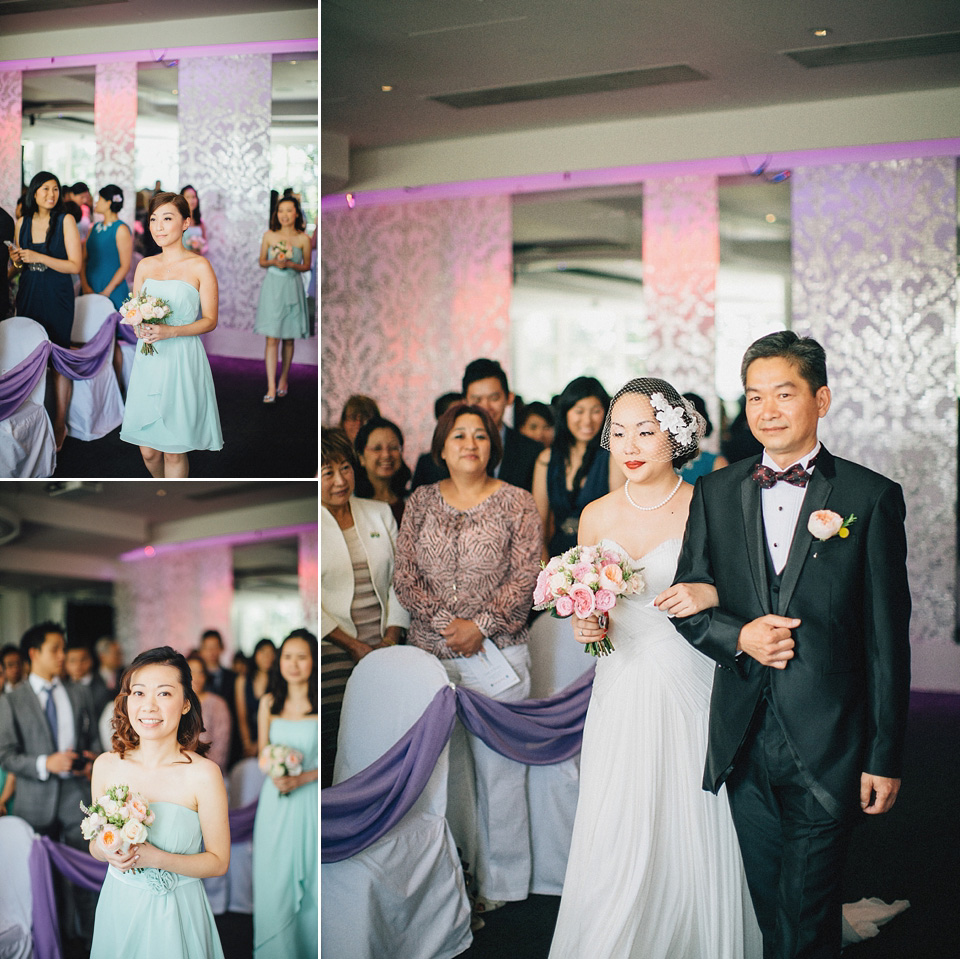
0 622 102 948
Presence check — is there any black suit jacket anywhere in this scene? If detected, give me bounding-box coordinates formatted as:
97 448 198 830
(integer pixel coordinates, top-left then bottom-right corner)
673 447 911 821
409 426 542 491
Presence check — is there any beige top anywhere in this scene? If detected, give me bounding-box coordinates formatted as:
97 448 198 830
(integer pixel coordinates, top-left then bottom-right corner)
344 524 382 647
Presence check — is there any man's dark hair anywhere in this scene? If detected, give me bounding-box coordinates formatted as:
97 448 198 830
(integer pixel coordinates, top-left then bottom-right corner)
434 391 462 420
20 621 65 660
200 629 224 648
462 358 509 397
0 644 21 662
740 330 828 395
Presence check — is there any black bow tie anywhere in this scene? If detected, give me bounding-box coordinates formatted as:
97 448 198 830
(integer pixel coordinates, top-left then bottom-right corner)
751 456 817 490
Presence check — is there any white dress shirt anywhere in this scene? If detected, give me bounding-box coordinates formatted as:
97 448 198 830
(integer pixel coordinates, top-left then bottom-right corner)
28 672 76 780
760 442 821 575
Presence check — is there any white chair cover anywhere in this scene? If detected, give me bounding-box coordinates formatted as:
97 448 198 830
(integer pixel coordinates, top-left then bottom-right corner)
66 295 124 441
0 315 56 478
224 757 266 914
323 646 472 959
526 613 593 895
0 816 35 959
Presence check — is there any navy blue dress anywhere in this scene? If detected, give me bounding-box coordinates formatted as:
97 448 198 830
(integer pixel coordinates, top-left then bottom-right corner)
546 446 610 555
16 214 75 348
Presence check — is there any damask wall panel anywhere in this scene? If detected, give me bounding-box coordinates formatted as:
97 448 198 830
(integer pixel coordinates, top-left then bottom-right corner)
94 62 137 227
321 195 512 460
0 70 22 213
792 157 958 648
299 528 318 633
642 176 719 405
178 55 272 334
114 545 234 659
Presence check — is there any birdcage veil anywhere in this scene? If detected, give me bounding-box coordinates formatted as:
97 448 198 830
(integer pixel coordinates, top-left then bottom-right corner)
600 377 707 465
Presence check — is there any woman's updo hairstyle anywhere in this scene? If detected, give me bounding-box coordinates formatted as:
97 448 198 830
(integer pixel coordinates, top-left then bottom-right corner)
149 191 191 221
98 184 124 214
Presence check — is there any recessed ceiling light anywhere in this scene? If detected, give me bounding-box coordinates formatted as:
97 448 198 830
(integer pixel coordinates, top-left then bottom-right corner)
765 214 777 223
811 28 831 37
381 84 393 92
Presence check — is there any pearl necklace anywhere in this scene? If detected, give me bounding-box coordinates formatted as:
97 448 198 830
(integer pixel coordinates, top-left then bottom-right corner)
623 476 683 512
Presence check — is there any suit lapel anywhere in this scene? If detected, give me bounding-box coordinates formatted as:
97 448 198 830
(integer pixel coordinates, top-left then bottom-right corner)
740 471 771 613
776 451 835 614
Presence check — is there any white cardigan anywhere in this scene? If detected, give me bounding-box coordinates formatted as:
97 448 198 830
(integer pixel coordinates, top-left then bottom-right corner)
321 496 410 641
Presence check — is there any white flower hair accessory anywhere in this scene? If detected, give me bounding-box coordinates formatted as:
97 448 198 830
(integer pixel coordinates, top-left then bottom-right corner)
649 392 698 446
112 194 122 203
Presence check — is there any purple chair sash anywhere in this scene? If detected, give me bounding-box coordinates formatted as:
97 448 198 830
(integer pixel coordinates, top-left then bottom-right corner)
27 798 259 959
0 339 51 420
116 319 139 344
321 666 595 863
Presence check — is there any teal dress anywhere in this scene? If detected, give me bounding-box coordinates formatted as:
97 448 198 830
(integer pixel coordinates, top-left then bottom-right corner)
0 765 12 815
253 245 309 339
252 717 318 958
90 802 225 959
119 278 223 453
85 220 130 309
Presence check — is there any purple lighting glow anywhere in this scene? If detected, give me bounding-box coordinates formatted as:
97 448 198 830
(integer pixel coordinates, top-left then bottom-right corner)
119 523 318 562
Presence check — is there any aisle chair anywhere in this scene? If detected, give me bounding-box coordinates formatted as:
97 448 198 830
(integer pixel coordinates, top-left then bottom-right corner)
225 757 267 914
526 612 594 895
0 816 35 959
66 294 124 441
0 315 56 477
323 646 472 959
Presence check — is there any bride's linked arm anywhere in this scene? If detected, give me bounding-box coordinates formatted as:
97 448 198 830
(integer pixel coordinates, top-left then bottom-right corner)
654 582 719 617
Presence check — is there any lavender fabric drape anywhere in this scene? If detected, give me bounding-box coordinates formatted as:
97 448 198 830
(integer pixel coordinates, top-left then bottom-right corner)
321 666 595 863
0 312 124 420
117 321 138 344
27 798 259 959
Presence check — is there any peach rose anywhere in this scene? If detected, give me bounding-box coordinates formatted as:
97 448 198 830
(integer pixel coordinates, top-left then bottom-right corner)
98 826 123 854
807 510 844 541
122 819 148 845
598 563 624 592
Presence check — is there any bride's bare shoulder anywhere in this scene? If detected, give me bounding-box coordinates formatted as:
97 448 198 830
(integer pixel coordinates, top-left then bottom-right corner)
579 488 624 541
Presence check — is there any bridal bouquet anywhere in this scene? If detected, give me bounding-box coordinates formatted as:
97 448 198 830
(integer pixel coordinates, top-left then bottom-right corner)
119 291 172 355
81 783 154 864
533 543 645 656
259 743 303 796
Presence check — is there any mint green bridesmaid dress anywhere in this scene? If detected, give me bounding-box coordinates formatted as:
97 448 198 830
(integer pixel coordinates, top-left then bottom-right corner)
90 802 225 958
252 717 319 958
119 278 224 453
253 246 309 339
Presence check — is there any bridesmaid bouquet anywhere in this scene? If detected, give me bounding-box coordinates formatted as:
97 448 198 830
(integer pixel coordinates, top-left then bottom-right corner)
272 240 291 263
533 543 645 656
119 292 172 355
259 743 304 796
81 783 155 864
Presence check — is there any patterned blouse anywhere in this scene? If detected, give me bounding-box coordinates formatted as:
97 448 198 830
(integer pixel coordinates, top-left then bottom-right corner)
394 483 542 659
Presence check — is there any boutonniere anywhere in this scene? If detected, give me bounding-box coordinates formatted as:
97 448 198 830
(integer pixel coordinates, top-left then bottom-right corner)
808 510 856 542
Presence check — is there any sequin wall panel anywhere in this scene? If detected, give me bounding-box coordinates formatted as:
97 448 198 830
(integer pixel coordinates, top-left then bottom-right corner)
642 176 719 402
95 62 137 227
792 157 958 646
178 55 272 332
299 528 318 633
0 70 22 212
115 545 233 658
321 195 512 459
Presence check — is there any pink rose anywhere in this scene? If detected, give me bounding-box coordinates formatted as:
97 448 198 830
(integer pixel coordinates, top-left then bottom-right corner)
807 510 844 541
601 550 621 565
598 563 624 592
568 583 596 618
595 588 617 612
571 562 591 582
127 797 148 822
533 569 551 605
578 545 598 564
555 594 575 617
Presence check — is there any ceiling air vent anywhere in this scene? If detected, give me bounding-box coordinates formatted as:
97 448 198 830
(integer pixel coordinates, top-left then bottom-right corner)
429 65 707 109
784 31 960 69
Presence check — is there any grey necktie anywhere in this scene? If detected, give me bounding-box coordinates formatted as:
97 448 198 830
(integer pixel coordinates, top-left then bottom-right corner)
44 684 59 750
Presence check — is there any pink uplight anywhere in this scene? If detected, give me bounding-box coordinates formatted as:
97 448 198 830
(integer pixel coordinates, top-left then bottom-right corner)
120 523 318 562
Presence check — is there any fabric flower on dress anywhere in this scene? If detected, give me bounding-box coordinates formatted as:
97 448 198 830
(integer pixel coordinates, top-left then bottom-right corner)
142 868 177 896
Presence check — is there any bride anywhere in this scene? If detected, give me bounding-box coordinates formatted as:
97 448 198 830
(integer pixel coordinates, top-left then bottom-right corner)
548 377 762 959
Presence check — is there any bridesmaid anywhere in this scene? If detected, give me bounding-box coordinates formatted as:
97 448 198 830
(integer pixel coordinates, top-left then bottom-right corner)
119 192 223 477
252 629 319 959
253 195 311 402
179 185 207 253
81 184 132 309
9 170 82 449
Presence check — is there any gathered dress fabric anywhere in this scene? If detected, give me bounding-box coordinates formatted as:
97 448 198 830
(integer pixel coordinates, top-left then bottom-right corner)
253 246 309 340
90 802 225 959
16 215 75 347
119 278 223 453
252 717 318 958
549 539 761 959
85 220 129 309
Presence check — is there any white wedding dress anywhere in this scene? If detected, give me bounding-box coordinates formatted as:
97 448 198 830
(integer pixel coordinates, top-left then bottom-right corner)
549 538 762 959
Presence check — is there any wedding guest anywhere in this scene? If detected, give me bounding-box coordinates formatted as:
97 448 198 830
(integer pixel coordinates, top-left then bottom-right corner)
516 400 555 448
187 652 233 773
0 762 13 815
532 376 616 561
232 650 249 677
198 629 240 767
353 415 412 525
64 181 93 241
180 184 207 252
88 646 229 958
80 184 132 309
321 427 409 785
119 191 223 477
253 629 319 958
411 391 462 490
394 403 541 910
9 171 82 450
678 391 729 482
96 636 123 696
253 195 311 403
1 644 24 692
339 394 380 442
236 639 276 759
64 641 112 715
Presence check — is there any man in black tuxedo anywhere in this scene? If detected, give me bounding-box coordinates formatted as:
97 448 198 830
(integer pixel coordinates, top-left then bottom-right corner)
198 629 241 766
411 358 542 490
673 331 911 959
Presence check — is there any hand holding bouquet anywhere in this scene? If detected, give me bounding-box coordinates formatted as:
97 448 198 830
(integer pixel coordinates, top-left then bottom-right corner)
259 743 304 796
119 292 172 355
81 783 154 867
533 543 645 656
272 240 291 265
